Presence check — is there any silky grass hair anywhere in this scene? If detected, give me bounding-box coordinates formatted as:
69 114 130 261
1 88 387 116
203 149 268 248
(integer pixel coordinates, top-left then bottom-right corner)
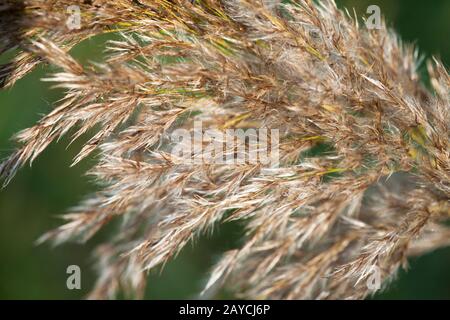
0 0 449 299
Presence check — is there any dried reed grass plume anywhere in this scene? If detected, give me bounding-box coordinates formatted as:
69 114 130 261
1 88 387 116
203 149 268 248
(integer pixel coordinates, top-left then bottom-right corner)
1 0 449 299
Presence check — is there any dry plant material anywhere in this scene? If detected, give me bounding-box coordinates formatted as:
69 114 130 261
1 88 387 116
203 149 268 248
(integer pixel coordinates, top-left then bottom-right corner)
1 0 449 299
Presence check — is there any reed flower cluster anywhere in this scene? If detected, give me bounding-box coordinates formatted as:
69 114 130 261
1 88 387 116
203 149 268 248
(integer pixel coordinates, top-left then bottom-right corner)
0 0 449 299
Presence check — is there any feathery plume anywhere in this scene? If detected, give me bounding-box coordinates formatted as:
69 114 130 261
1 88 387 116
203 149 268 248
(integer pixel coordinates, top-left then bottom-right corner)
1 0 449 299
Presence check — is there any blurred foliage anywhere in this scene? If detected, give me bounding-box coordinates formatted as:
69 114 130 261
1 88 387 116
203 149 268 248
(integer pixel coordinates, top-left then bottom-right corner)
0 0 449 299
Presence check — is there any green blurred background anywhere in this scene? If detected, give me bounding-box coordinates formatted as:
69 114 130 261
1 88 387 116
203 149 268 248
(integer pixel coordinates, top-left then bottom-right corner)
0 0 449 299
